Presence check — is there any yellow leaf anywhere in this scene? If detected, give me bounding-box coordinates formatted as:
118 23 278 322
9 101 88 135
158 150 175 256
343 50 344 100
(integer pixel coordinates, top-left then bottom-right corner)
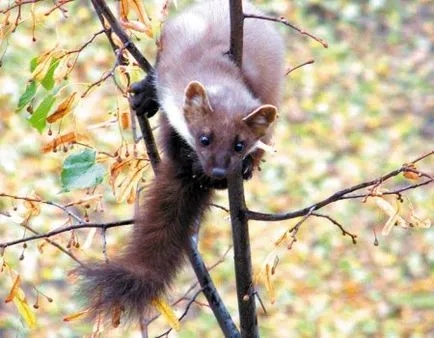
14 296 37 329
54 57 71 82
151 298 180 331
264 264 275 304
63 308 89 322
31 56 53 82
4 266 36 329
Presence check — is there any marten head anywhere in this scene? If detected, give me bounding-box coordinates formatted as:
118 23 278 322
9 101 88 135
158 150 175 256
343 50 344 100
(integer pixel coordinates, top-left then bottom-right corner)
183 81 277 179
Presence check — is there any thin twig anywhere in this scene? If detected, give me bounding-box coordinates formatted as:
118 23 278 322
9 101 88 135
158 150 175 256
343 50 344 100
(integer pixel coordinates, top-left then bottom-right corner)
285 59 314 76
22 223 83 265
0 193 84 224
0 219 134 249
62 29 105 57
253 290 267 315
91 0 153 72
210 203 230 214
1 0 44 14
311 213 357 244
244 13 328 48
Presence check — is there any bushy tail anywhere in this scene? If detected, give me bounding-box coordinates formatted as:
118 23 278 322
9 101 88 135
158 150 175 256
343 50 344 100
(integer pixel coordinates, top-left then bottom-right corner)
75 160 212 323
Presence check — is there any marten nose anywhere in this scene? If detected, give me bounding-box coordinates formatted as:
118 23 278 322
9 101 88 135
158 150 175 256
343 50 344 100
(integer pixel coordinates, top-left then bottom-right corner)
211 168 227 178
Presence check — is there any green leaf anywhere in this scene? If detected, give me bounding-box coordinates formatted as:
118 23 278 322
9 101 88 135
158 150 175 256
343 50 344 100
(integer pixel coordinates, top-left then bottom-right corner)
61 149 106 191
17 81 37 112
28 94 56 133
41 59 60 90
30 57 38 72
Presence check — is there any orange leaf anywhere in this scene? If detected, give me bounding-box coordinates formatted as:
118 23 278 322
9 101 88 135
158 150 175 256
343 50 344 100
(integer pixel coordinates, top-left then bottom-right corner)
403 164 419 180
46 92 76 123
120 111 130 129
111 305 123 328
41 131 84 153
120 0 129 20
5 275 21 303
129 0 151 25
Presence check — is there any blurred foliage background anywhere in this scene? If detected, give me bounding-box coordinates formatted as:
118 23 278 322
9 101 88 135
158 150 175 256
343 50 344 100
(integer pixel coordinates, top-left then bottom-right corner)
0 0 432 337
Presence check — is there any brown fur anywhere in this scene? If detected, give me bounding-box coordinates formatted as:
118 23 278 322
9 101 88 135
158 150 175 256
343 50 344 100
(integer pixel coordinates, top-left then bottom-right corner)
75 160 212 322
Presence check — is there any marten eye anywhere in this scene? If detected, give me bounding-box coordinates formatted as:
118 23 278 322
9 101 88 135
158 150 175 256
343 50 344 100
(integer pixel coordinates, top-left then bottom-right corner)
234 141 245 152
199 135 211 146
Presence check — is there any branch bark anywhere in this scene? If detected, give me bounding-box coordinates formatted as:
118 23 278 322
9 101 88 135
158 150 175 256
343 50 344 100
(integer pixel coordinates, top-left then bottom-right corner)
227 1 258 336
227 166 258 338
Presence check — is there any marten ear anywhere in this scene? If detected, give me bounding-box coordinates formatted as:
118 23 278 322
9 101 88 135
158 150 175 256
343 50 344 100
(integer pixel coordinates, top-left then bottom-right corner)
242 104 277 137
184 81 213 119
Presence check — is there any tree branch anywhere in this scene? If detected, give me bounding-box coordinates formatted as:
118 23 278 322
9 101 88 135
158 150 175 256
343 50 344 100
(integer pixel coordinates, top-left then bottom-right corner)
228 1 258 337
229 0 244 67
0 219 134 249
90 0 153 72
246 152 433 222
227 165 258 338
186 234 240 338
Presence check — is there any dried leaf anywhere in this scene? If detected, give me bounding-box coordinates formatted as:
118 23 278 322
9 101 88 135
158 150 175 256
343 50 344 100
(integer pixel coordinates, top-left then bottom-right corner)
54 56 70 82
46 92 76 123
129 0 151 25
41 131 85 153
5 275 21 303
86 118 118 130
31 55 53 82
120 0 129 20
116 163 146 203
63 308 89 322
373 197 407 235
403 163 419 180
111 32 124 49
111 305 123 328
265 264 275 304
126 185 136 204
151 298 180 332
23 194 41 217
120 111 130 129
4 266 36 329
65 194 103 207
110 159 147 203
120 19 153 37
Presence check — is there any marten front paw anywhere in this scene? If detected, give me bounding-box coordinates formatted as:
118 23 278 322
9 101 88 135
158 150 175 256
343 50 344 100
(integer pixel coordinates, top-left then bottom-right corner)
242 156 254 180
129 72 159 118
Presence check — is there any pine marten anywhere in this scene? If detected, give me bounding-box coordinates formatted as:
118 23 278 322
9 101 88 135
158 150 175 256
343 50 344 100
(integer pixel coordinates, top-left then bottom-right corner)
76 0 284 324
